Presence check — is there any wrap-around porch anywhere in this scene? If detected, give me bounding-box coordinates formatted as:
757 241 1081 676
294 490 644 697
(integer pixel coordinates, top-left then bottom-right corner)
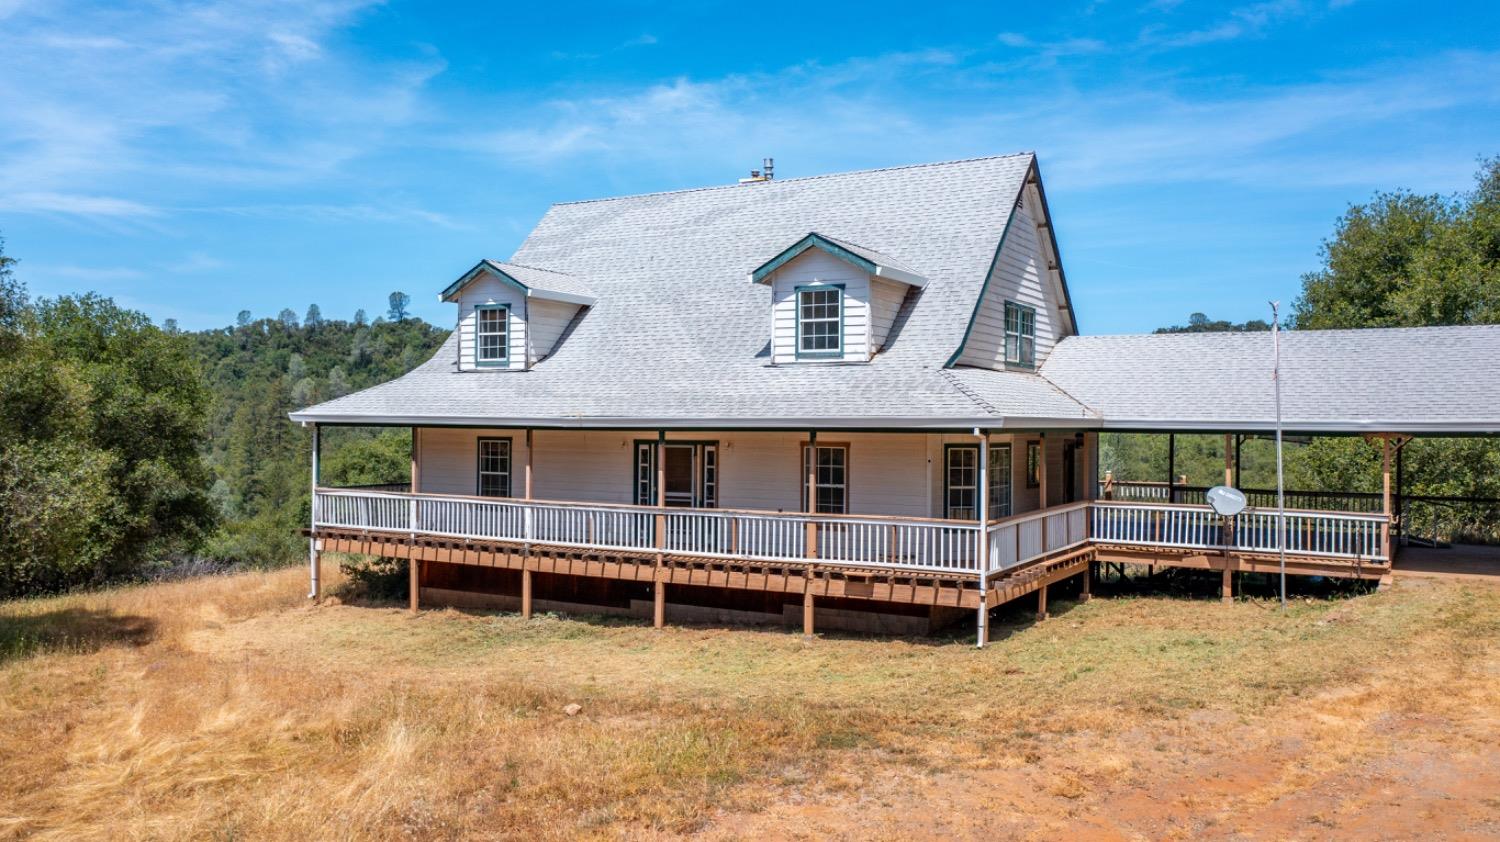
306 425 1399 643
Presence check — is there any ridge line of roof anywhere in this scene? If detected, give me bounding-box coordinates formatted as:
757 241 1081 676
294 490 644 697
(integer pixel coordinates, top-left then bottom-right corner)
549 152 1036 207
485 258 575 277
1052 323 1500 343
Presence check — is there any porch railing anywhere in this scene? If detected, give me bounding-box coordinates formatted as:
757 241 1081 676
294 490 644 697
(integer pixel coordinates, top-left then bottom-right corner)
313 489 1391 577
1098 480 1385 513
1090 501 1388 561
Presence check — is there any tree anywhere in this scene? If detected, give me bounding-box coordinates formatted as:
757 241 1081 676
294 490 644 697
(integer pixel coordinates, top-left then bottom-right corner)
0 235 24 338
0 293 217 595
237 309 253 328
388 291 410 323
353 308 368 326
304 303 323 327
277 308 299 329
1155 313 1271 334
1294 157 1500 329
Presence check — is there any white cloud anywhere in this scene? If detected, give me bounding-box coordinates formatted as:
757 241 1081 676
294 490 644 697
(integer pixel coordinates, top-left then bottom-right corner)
0 192 159 218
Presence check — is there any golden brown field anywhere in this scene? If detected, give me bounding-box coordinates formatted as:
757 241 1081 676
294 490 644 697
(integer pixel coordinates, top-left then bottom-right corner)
2 564 1499 840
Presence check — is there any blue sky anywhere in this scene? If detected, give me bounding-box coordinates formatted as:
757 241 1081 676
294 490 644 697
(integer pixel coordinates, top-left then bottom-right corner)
2 0 1497 333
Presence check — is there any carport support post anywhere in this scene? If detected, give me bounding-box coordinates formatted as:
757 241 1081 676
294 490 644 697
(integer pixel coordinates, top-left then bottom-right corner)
1381 435 1393 562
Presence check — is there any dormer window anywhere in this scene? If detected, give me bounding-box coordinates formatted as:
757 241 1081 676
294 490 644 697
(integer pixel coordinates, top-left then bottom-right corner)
797 285 843 358
476 304 509 367
751 233 927 365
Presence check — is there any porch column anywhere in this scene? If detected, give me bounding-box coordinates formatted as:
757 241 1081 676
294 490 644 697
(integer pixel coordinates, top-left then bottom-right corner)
522 428 534 619
1038 434 1049 510
1167 433 1177 502
975 429 990 649
308 423 321 601
1224 433 1234 487
1083 432 1097 502
1381 435 1393 562
410 427 420 493
805 431 818 559
1234 435 1243 487
524 428 534 499
654 431 666 629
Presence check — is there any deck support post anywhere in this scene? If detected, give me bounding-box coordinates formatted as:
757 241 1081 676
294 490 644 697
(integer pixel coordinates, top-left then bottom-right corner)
521 568 533 619
803 568 816 638
654 579 666 629
1221 560 1234 604
1080 562 1092 602
409 557 420 613
1036 583 1049 622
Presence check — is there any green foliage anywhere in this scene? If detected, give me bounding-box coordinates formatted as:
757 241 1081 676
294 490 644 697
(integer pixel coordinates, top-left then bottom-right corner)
1294 157 1500 329
1155 312 1271 333
186 311 447 568
0 270 217 595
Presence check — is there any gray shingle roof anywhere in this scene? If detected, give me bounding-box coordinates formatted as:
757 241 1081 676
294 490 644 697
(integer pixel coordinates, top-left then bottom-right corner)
294 154 1070 429
1038 326 1500 433
440 260 596 305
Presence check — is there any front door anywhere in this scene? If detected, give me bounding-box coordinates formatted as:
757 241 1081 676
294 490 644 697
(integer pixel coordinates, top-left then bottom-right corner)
1062 442 1078 504
663 445 696 507
634 441 718 508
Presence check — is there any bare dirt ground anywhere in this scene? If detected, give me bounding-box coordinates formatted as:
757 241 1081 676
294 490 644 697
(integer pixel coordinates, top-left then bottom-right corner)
2 565 1498 840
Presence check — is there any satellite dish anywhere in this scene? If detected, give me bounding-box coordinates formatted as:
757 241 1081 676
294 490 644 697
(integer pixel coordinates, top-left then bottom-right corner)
1206 485 1247 517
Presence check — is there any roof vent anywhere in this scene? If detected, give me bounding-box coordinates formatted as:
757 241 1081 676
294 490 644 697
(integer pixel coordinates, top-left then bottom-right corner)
738 157 774 184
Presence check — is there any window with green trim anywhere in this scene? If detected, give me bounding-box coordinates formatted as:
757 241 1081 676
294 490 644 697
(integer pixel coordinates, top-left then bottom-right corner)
797 287 842 357
477 438 511 497
1004 301 1036 367
476 305 508 365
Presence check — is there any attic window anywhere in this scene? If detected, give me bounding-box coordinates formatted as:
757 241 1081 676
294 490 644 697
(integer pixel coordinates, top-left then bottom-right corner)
476 304 509 366
796 285 843 358
1004 301 1036 368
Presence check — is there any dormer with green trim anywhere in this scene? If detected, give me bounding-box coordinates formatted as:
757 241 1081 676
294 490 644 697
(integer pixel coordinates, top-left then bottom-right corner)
750 233 926 365
440 260 595 371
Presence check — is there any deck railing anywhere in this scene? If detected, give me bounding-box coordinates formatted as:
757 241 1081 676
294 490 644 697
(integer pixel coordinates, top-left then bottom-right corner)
1098 480 1385 514
1090 501 1388 561
313 489 1391 576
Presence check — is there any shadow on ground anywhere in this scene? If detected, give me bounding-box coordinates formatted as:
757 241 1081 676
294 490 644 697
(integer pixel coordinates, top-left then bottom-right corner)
0 608 156 664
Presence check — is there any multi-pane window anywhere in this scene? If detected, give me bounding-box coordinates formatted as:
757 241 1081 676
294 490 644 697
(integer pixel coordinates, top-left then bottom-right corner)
946 446 978 519
1004 301 1036 367
990 444 1013 519
802 444 848 514
1026 441 1041 488
477 438 511 497
634 443 656 505
797 286 843 357
476 305 508 365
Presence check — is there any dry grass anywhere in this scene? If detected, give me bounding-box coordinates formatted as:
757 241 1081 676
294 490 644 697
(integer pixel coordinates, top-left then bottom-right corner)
2 565 1499 840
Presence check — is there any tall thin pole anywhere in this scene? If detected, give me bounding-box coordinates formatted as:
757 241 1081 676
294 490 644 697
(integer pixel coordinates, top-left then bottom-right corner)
1271 301 1286 610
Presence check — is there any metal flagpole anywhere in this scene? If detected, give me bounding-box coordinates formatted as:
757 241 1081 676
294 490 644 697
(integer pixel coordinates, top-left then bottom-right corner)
1271 301 1286 610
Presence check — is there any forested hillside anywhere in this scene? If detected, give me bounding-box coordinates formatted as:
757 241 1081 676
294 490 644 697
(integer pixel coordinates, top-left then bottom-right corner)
187 308 448 567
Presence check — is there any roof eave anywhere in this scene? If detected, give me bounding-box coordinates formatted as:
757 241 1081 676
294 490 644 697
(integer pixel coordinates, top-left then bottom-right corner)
286 410 1099 431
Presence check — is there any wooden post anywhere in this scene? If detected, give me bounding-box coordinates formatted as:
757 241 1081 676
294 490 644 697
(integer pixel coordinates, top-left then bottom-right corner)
976 430 990 649
1167 432 1176 503
1036 583 1049 622
521 569 533 619
654 580 666 629
308 422 321 601
1080 563 1092 602
524 428 534 500
410 426 420 493
1038 435 1049 510
1381 435 1393 561
803 582 815 638
805 431 818 559
409 557 420 613
1234 434 1243 488
1083 433 1097 501
1224 433 1233 487
311 549 322 601
655 431 666 549
1221 564 1233 604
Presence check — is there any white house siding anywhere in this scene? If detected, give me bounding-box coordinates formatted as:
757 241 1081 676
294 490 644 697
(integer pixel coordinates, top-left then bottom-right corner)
766 249 871 364
868 277 907 355
411 429 1084 521
526 298 581 363
456 273 528 370
954 189 1068 370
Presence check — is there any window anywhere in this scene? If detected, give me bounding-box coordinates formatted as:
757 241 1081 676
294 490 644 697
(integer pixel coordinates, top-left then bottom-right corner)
475 304 508 366
634 442 656 505
796 286 843 357
1026 441 1041 488
477 438 511 497
1004 301 1036 367
945 446 978 519
990 443 1012 519
802 444 848 514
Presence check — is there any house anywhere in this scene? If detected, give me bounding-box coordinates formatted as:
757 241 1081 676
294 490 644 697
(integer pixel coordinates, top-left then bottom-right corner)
290 154 1500 645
